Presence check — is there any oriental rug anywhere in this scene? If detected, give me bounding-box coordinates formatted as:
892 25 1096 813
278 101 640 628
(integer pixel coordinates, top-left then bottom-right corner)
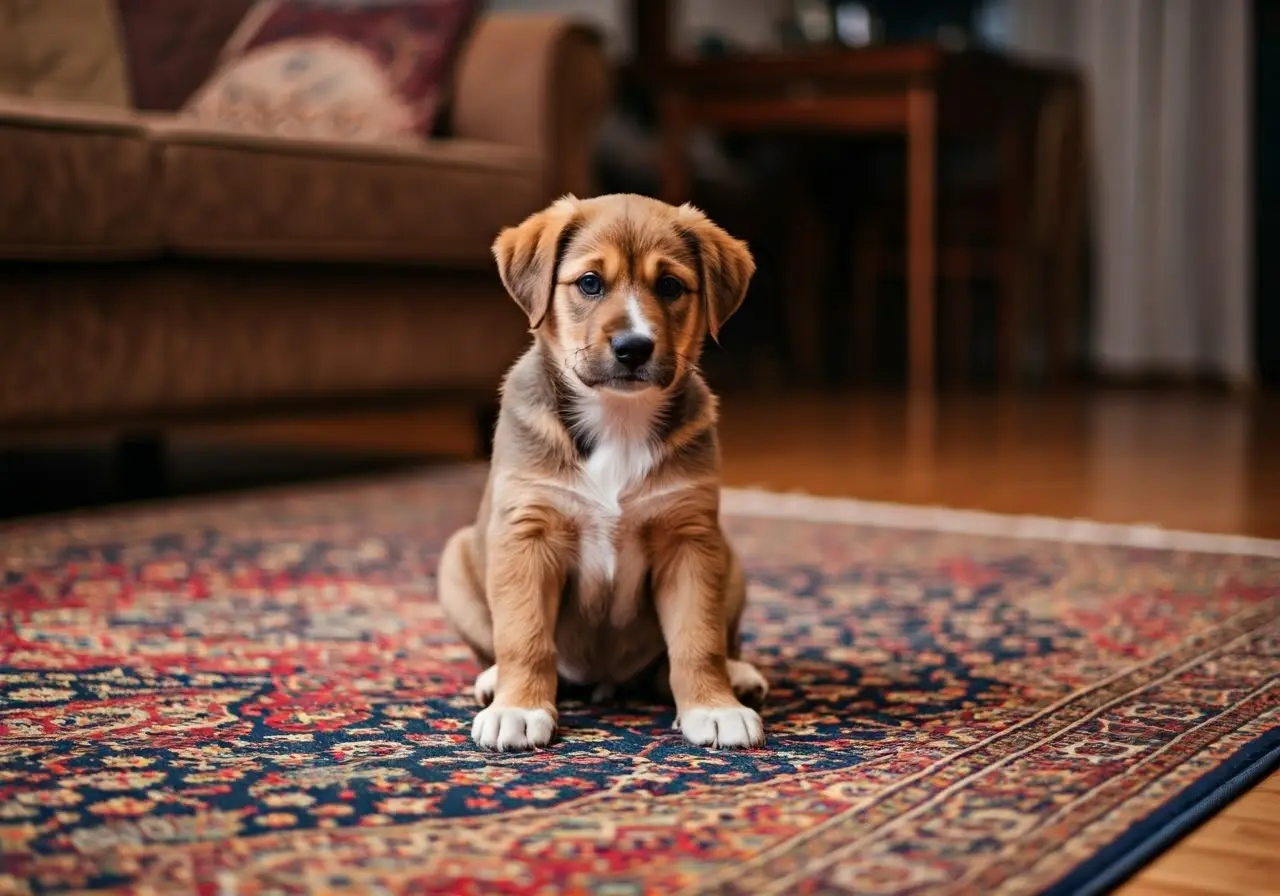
1 465 1277 895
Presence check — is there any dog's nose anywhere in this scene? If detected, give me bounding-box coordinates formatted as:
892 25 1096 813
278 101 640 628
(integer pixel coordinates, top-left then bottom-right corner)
610 332 655 370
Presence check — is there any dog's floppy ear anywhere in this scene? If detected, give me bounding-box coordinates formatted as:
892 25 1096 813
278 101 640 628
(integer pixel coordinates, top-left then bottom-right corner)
676 203 756 342
492 195 581 329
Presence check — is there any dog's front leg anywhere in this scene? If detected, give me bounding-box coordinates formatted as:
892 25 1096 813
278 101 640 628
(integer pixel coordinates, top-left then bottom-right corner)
652 521 765 749
472 508 569 752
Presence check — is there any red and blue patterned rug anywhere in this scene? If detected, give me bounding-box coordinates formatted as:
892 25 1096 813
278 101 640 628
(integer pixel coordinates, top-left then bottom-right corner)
2 466 1277 895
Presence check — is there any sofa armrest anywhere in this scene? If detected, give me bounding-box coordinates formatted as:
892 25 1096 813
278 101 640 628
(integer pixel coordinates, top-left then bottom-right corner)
451 14 610 201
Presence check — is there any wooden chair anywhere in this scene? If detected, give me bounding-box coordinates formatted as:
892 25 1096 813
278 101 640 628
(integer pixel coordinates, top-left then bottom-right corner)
850 72 1087 387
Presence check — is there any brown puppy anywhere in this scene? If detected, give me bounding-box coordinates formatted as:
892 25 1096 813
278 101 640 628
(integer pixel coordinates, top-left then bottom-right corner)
438 193 766 752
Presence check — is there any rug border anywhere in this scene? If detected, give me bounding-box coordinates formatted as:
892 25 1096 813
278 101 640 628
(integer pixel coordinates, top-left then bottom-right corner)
1046 728 1280 896
721 487 1280 559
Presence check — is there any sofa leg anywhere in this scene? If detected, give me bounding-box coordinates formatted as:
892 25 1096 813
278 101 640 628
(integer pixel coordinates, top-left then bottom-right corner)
473 402 499 460
115 432 167 500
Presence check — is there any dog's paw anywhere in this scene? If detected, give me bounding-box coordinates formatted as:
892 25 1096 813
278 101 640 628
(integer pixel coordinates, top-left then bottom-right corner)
472 705 555 752
727 659 768 707
677 705 765 749
473 664 498 706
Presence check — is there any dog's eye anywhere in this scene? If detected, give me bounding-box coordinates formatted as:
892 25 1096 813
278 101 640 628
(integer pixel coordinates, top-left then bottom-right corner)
577 272 604 298
655 275 685 301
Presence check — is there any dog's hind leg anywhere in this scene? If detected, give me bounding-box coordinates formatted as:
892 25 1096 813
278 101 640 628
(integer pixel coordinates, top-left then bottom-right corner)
438 526 498 704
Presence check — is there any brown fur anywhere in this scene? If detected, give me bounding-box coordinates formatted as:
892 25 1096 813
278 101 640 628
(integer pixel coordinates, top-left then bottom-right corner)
438 193 766 751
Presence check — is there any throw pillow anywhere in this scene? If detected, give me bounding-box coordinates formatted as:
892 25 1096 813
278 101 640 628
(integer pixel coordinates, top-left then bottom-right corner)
183 0 480 143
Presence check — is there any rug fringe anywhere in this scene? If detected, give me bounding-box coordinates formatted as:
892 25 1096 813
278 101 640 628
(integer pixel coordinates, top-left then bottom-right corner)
721 486 1280 559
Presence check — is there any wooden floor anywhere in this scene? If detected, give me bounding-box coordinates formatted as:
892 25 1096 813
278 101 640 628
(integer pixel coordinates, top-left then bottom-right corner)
199 388 1279 896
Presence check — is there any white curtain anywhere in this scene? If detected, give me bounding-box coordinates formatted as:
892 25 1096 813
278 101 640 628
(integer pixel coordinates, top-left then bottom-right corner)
1005 0 1253 383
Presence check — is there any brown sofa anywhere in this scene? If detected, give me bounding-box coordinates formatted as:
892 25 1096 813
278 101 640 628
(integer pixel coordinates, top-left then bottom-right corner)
0 13 609 440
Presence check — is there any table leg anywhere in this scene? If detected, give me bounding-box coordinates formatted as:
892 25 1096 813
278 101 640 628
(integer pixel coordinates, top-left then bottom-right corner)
907 87 937 395
659 92 692 205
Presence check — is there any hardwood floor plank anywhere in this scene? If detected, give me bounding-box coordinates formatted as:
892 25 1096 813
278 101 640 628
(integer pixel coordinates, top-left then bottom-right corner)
1223 790 1280 825
1142 844 1280 895
1179 814 1280 860
1119 882 1231 896
1255 774 1280 796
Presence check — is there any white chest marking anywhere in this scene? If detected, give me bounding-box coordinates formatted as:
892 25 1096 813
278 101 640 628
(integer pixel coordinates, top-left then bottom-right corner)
578 439 652 582
568 389 660 587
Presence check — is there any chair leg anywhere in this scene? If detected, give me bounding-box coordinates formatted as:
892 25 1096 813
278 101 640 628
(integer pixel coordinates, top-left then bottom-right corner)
1049 77 1087 388
996 107 1034 391
997 247 1027 390
852 230 880 384
784 196 825 385
944 264 972 386
997 299 1021 390
1049 233 1082 387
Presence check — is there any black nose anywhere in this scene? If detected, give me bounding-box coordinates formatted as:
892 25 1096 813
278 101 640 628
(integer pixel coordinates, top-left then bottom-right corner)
610 332 655 370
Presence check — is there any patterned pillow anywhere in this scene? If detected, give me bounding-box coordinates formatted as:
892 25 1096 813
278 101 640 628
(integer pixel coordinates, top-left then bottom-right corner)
183 0 480 143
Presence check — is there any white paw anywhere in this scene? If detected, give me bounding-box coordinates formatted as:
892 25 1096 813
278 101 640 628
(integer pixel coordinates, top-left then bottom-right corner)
472 705 555 752
727 659 769 705
678 705 765 749
590 681 616 704
473 664 498 706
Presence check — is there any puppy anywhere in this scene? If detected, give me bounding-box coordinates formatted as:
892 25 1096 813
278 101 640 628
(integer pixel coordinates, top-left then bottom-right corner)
438 193 767 752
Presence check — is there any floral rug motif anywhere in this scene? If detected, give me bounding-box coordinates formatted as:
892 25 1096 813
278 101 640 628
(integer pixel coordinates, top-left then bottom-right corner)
1 466 1277 895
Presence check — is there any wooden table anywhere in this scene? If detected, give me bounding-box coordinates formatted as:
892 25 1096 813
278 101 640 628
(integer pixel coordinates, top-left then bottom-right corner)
654 46 1053 393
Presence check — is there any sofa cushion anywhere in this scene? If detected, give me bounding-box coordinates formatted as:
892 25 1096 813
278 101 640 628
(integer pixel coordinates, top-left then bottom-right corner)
0 96 159 258
182 0 480 143
115 0 258 111
0 0 130 108
147 123 542 266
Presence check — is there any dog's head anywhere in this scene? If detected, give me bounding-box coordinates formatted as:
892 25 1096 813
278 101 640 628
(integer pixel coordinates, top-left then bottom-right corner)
492 193 755 394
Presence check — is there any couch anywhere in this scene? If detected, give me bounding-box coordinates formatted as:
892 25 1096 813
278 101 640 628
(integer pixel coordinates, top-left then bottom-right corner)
0 6 609 451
